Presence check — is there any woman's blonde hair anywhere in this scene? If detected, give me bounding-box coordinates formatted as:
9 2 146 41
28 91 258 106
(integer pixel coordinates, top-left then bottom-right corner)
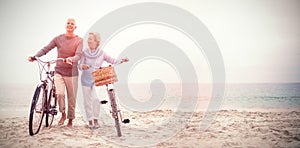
89 32 101 47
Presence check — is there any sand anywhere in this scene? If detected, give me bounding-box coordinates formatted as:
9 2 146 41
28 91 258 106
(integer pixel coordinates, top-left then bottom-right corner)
1 109 300 148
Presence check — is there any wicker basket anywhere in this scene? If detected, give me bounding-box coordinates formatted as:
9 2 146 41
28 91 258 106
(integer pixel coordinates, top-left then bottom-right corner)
92 66 118 86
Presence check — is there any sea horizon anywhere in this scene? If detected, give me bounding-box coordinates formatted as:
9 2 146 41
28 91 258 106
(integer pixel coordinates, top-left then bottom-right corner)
0 82 299 118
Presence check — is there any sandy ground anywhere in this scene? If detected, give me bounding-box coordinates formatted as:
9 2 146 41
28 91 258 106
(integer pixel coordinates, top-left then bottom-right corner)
1 109 300 148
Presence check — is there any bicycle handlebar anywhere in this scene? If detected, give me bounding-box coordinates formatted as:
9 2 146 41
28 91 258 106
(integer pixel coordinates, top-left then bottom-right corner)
32 56 66 64
80 57 129 70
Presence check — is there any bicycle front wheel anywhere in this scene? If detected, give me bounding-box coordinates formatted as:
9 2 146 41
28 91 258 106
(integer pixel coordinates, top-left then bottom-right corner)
29 84 46 136
108 89 122 137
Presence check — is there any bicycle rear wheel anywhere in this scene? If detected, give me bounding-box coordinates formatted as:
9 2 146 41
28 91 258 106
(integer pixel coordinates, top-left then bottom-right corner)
45 89 56 127
29 84 46 136
107 88 122 137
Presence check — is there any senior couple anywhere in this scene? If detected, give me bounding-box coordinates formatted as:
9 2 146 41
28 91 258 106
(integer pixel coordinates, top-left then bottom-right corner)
28 18 128 128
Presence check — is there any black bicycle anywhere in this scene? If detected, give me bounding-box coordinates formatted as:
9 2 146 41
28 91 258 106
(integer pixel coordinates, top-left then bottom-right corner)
28 57 64 136
93 66 130 137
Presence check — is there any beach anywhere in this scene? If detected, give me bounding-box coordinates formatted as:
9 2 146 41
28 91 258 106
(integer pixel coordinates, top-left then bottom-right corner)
1 83 300 147
1 109 300 147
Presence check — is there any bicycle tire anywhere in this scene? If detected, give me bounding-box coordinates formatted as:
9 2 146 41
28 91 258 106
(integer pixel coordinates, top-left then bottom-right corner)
29 84 46 136
108 89 122 137
45 89 55 127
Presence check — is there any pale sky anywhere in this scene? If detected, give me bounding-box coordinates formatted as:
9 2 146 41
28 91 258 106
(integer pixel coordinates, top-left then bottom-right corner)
0 0 299 84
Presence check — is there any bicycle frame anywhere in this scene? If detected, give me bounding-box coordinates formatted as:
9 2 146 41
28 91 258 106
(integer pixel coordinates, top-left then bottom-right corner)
36 58 61 118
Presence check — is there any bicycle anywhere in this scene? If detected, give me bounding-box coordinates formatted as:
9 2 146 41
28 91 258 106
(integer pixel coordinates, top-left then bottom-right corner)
28 57 65 136
92 65 130 137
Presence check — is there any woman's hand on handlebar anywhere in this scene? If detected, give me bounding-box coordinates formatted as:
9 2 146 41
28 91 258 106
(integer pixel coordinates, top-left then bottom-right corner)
82 64 90 70
120 57 129 63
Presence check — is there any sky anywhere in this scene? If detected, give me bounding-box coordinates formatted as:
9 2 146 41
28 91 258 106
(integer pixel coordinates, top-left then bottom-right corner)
0 0 299 85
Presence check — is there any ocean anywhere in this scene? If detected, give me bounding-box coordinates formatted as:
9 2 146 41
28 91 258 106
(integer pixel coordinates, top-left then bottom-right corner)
0 83 299 118
223 83 300 110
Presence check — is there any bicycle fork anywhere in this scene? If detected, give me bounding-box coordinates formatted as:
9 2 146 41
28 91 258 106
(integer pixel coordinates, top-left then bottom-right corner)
105 86 130 124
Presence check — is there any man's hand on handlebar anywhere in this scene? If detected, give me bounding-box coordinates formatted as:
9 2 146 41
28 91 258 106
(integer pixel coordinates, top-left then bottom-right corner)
28 56 36 62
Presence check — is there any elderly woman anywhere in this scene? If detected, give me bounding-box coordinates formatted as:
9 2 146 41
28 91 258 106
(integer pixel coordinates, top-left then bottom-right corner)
79 32 128 129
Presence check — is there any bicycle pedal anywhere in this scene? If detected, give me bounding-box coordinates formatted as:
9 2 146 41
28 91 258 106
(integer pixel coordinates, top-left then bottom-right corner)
51 110 58 115
122 119 130 124
100 100 108 104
